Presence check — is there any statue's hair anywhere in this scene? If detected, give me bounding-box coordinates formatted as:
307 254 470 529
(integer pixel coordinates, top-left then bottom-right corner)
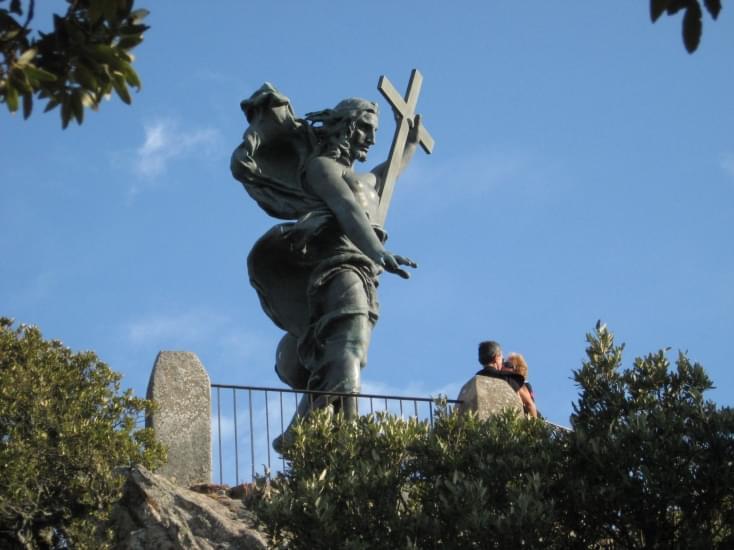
478 341 501 367
505 352 528 379
305 98 378 161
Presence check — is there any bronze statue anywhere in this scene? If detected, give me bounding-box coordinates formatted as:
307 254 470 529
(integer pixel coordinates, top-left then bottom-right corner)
231 71 433 451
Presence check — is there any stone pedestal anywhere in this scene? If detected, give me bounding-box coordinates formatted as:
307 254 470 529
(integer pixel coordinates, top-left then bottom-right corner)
146 351 211 486
456 375 523 420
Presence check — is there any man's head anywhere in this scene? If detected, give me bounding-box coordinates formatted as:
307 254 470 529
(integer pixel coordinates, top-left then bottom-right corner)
478 340 503 369
306 98 379 163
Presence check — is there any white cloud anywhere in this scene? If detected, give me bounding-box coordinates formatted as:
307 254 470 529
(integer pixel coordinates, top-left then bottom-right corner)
721 153 734 179
126 310 227 347
219 330 272 364
393 146 559 217
133 118 220 179
6 271 57 307
124 309 273 375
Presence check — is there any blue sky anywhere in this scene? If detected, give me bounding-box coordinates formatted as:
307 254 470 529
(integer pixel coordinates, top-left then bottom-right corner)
2 2 733 434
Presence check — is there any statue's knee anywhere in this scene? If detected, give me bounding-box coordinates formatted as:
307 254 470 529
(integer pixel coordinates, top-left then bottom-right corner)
275 333 309 389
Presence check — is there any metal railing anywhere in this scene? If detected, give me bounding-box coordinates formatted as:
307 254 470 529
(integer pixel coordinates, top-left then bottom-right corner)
210 383 461 485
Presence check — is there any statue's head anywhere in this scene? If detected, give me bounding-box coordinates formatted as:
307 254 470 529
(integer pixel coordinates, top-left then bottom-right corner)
306 98 379 163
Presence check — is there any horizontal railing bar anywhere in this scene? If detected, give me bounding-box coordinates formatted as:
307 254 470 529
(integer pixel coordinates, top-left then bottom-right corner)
210 383 462 405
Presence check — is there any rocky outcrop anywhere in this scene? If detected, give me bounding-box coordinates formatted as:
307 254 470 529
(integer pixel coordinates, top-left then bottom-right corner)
111 466 268 550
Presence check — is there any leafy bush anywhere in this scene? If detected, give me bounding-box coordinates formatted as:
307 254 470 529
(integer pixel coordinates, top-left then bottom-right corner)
252 323 734 549
0 318 166 549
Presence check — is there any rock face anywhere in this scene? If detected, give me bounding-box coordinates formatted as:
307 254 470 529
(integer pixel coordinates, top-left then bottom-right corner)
147 351 211 487
457 375 523 420
111 466 268 550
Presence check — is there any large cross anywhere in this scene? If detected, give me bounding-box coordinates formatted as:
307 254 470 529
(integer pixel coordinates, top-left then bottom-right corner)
375 69 434 226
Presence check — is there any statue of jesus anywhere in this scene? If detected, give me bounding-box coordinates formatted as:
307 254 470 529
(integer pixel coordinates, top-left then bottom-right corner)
231 79 429 451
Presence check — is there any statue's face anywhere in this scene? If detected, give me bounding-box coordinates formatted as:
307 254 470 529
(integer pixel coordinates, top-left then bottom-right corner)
348 111 378 163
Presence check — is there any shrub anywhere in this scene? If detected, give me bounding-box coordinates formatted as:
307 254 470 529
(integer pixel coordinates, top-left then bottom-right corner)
562 322 734 548
0 318 166 549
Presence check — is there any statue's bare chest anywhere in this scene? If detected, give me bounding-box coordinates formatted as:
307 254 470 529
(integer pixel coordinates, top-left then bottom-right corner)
342 170 380 220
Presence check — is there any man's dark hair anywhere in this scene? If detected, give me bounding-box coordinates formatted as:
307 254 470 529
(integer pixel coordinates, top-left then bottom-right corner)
478 340 501 366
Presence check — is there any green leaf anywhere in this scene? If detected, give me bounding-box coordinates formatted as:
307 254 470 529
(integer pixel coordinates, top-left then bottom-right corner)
129 9 150 24
90 45 127 71
43 98 61 113
703 0 721 19
1 27 23 41
23 64 58 83
121 65 141 89
683 2 703 53
650 0 668 22
15 47 37 68
61 97 72 129
111 73 131 104
22 92 32 119
72 64 97 91
71 91 84 125
117 34 144 50
9 69 32 93
6 84 19 112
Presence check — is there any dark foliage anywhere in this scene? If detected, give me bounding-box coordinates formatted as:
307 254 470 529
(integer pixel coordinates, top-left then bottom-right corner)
0 0 149 127
650 0 723 53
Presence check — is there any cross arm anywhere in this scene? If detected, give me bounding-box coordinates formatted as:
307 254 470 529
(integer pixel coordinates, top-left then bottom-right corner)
378 74 434 154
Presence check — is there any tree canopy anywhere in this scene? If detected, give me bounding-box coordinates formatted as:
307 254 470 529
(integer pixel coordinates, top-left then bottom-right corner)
0 318 166 549
0 0 148 128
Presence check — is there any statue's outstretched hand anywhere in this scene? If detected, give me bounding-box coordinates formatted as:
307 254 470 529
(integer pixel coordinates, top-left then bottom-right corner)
381 252 418 279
